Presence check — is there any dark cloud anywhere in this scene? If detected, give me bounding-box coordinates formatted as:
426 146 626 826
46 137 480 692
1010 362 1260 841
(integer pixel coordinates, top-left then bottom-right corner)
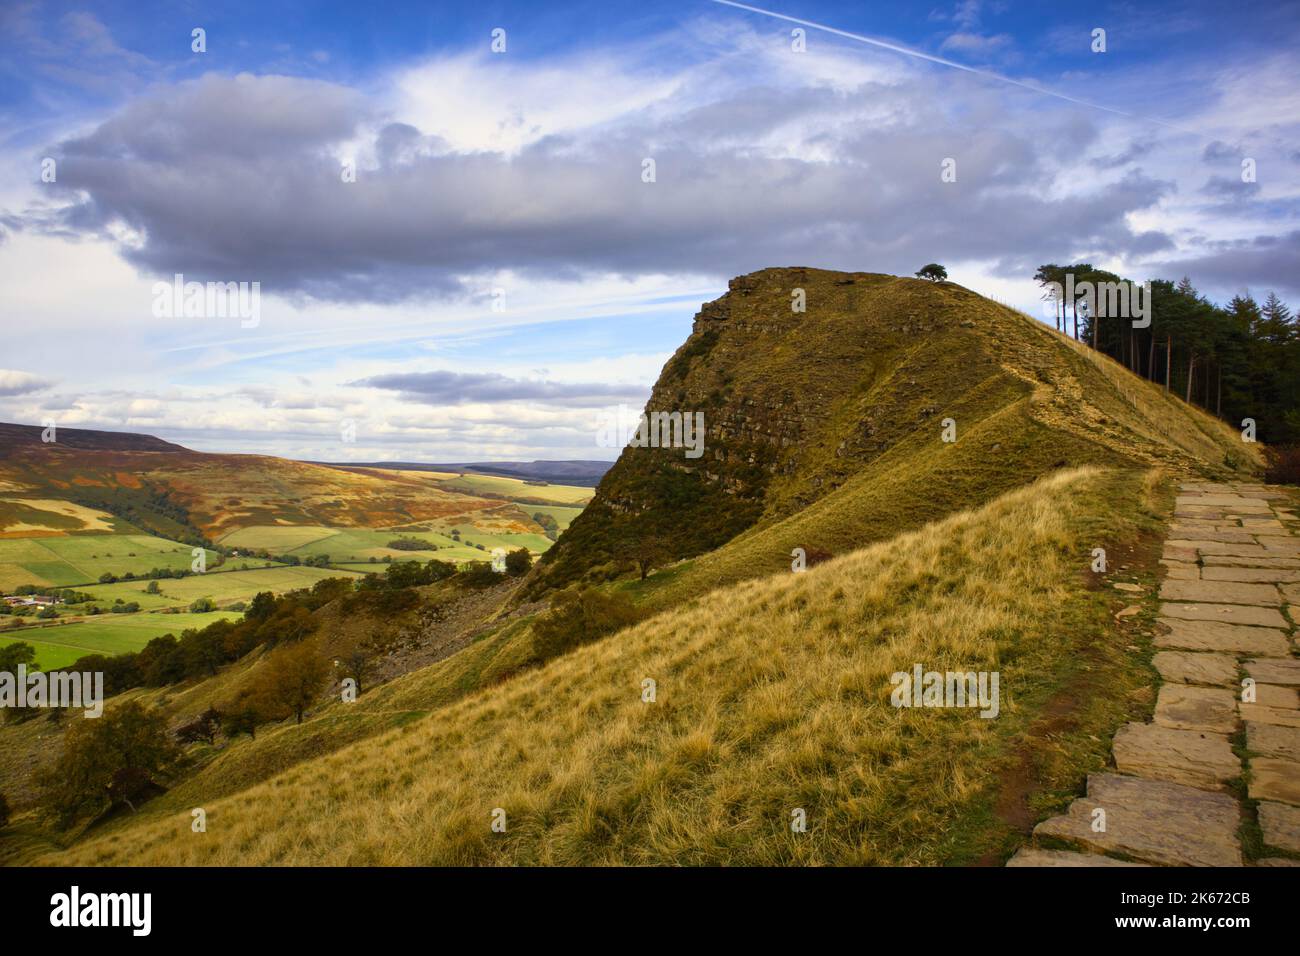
1202 140 1239 162
1091 138 1155 169
13 72 1184 303
1200 174 1261 203
353 370 649 406
1151 230 1300 300
0 370 53 396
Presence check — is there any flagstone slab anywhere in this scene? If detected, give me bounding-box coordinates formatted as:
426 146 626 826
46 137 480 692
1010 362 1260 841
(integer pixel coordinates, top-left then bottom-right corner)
1159 603 1289 630
1152 651 1237 686
1202 555 1300 569
1201 566 1300 584
1241 519 1287 532
1113 721 1238 789
1244 659 1300 686
1247 722 1300 760
1175 510 1231 521
1257 802 1300 853
1167 530 1258 544
1171 519 1227 532
1248 758 1300 806
1034 773 1242 867
1256 684 1300 709
1281 582 1300 604
1160 563 1199 581
1175 495 1270 508
1257 858 1300 866
1163 545 1198 562
1154 685 1238 733
1155 617 1290 655
1168 541 1270 557
1258 537 1300 554
1239 703 1300 729
1006 848 1149 867
1159 580 1281 606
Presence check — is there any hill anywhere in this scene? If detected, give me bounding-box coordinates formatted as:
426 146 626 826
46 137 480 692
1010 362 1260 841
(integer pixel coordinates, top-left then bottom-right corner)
2 269 1270 867
526 268 1257 600
0 422 185 454
27 466 1169 865
0 424 546 545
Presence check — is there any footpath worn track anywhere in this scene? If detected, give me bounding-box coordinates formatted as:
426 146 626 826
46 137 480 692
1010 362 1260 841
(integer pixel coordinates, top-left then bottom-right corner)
1010 482 1300 867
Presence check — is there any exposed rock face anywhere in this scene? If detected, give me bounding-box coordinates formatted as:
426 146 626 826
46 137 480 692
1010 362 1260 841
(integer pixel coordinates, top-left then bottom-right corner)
529 268 998 594
525 267 1257 598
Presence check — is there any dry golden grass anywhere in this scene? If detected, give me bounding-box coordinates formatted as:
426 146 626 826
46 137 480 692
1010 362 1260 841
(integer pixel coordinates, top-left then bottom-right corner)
36 465 1161 866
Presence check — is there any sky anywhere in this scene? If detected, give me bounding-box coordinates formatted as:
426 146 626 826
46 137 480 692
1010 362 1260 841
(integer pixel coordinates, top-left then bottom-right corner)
0 0 1297 463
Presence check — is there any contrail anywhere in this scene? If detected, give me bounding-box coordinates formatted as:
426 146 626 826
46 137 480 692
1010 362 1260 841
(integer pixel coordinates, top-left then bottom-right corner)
709 0 1197 135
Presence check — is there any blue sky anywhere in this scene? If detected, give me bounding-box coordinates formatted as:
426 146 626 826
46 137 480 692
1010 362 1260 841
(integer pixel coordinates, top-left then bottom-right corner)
1 0 1297 461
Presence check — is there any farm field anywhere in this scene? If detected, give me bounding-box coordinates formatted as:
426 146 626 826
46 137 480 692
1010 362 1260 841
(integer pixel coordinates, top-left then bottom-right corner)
525 504 583 532
219 524 556 566
0 610 242 669
216 525 338 552
433 473 593 505
80 565 362 610
447 527 553 554
0 533 218 593
289 527 459 560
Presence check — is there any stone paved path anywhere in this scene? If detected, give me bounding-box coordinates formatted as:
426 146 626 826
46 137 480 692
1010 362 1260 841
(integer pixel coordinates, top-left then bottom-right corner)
1010 481 1300 866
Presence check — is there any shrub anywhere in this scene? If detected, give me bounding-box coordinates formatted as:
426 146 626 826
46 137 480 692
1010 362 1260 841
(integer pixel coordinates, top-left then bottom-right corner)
0 641 36 673
253 638 330 724
457 561 500 589
106 767 164 812
804 546 834 568
39 701 177 826
175 707 222 745
1264 445 1300 485
505 548 532 577
388 536 434 551
220 690 267 741
531 588 643 662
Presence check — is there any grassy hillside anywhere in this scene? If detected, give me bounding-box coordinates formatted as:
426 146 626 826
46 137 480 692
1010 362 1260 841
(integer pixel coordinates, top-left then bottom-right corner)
0 426 541 543
528 269 1255 599
27 466 1168 866
0 270 1263 868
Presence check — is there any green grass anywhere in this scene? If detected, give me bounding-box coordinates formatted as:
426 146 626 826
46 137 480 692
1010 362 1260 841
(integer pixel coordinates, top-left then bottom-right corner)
448 527 553 554
0 611 242 668
217 525 340 551
215 525 556 566
525 504 584 532
0 534 218 592
80 565 362 610
289 527 461 560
